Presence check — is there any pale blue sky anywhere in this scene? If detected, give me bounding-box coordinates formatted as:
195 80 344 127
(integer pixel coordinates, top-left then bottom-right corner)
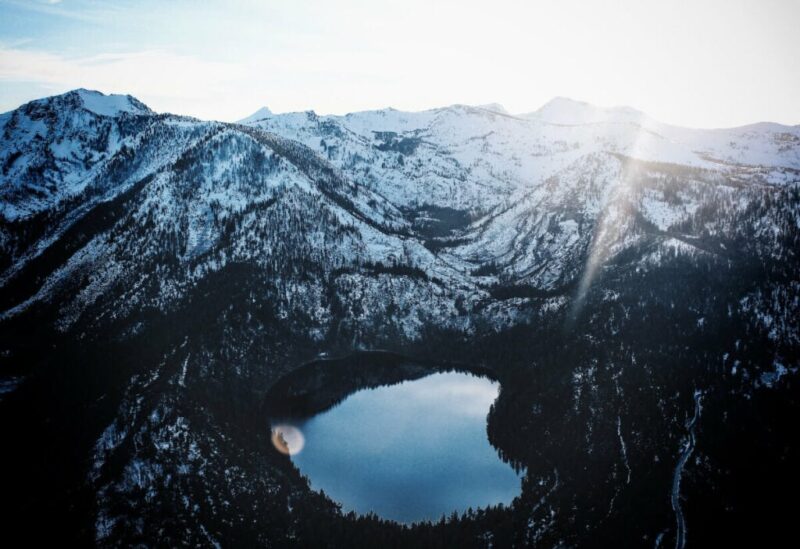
1 0 798 127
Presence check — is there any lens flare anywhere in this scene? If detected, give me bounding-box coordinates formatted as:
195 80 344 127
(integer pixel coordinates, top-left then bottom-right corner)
569 127 646 323
271 424 305 456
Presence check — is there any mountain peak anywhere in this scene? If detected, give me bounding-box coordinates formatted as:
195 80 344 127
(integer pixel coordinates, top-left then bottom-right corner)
10 88 153 119
238 106 273 124
68 88 152 117
526 96 646 125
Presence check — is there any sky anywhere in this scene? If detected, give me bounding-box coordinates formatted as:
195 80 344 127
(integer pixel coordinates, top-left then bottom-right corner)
0 0 798 127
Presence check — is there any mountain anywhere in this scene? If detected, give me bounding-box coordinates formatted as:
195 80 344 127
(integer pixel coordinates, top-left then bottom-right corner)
0 90 798 547
0 88 153 220
237 106 273 124
244 97 799 292
523 96 649 125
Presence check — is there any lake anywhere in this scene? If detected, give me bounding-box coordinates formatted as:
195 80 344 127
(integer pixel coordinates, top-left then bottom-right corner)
270 370 522 524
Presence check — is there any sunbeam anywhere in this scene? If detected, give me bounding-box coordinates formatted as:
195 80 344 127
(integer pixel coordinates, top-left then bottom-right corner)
569 125 648 323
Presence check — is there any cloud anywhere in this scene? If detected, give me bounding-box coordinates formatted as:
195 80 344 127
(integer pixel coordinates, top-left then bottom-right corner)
0 0 106 22
0 47 248 117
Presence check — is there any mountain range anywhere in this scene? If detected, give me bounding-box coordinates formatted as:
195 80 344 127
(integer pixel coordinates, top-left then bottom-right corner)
0 89 798 547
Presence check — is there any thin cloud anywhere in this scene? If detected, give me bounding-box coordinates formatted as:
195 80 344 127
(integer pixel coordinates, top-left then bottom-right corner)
0 0 127 23
0 47 247 117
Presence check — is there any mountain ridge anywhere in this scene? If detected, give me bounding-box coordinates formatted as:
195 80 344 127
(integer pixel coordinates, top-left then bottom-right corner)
0 87 798 547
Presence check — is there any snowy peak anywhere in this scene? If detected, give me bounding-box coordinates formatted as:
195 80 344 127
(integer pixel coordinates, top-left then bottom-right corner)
237 106 273 124
9 88 153 119
526 97 647 126
71 89 152 117
0 89 159 221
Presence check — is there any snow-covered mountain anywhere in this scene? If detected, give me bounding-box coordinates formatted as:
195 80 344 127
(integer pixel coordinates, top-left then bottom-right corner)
244 97 799 292
0 90 798 547
237 106 273 125
0 88 153 220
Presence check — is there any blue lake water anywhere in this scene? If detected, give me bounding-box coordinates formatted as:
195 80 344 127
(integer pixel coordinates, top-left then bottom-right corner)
271 371 522 524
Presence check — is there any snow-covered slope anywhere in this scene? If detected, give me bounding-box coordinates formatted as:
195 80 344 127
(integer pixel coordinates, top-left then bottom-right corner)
73 88 152 117
523 96 800 170
0 89 156 220
241 97 799 291
247 98 799 214
237 106 273 124
2 91 798 337
0 93 483 341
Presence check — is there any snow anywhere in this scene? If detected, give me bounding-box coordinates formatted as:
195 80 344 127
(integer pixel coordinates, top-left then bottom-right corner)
759 362 796 388
524 97 649 126
2 89 799 344
76 89 148 117
237 106 273 124
640 193 691 231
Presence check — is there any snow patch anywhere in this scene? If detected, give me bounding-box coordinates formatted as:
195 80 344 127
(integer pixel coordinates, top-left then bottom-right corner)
76 89 149 117
237 106 273 124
